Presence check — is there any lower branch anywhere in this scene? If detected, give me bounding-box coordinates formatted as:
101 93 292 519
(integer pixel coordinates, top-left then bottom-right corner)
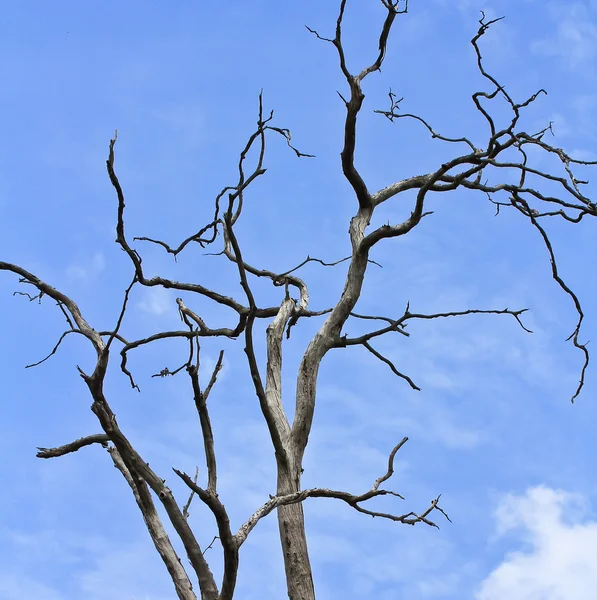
174 470 239 600
86 370 220 599
109 448 197 600
236 438 446 547
238 486 447 548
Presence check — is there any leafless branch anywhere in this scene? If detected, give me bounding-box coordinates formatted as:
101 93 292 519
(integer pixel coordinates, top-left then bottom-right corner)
109 447 198 600
203 349 225 402
202 535 219 555
188 350 224 492
36 434 110 458
87 370 220 599
13 290 44 303
342 306 532 344
132 93 311 260
236 436 448 547
348 311 409 337
363 341 421 390
519 200 589 402
375 89 478 152
224 196 290 463
334 305 531 392
372 437 409 490
2 260 224 597
108 131 251 318
404 305 532 333
183 467 200 520
307 1 406 210
25 329 79 368
2 264 105 356
174 469 239 600
106 275 137 351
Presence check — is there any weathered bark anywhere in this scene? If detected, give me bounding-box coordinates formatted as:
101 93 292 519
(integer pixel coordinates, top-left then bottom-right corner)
277 465 315 600
276 213 372 599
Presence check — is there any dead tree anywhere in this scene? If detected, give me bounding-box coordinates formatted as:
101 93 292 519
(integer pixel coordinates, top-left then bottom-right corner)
1 2 595 599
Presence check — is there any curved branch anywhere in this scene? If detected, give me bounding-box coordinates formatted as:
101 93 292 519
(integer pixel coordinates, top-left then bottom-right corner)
0 262 104 355
514 196 589 402
107 133 250 315
36 434 110 458
25 329 79 368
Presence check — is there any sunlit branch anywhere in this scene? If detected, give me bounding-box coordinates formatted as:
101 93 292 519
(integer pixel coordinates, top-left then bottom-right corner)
236 436 449 548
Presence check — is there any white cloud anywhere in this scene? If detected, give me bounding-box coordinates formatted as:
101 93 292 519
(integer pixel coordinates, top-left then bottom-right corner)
477 486 597 600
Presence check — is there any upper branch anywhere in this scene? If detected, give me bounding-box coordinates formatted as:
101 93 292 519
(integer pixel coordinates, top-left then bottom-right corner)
0 262 105 356
133 92 311 258
308 1 406 211
224 203 289 461
107 132 250 315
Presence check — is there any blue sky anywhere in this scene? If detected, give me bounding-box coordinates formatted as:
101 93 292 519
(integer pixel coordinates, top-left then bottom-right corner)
1 1 596 598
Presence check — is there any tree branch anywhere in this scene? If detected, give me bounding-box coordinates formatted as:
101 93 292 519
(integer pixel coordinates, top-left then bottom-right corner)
188 350 224 492
236 436 448 547
36 434 110 458
174 469 239 600
84 361 220 599
183 467 200 520
362 341 421 390
109 447 198 600
0 262 105 355
224 198 290 463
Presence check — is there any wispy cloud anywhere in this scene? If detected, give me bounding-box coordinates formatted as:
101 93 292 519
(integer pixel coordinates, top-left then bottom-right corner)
78 540 177 600
477 486 597 599
137 286 175 316
317 382 487 454
65 252 105 282
532 3 597 70
0 573 64 600
4 528 180 600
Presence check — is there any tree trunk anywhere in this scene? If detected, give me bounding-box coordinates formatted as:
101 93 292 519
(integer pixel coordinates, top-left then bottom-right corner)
277 464 315 600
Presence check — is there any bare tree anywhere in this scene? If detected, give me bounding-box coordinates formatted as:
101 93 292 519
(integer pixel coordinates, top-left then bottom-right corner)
1 2 595 599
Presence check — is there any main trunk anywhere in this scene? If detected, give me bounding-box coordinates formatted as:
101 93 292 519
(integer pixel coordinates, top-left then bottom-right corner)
277 465 315 600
